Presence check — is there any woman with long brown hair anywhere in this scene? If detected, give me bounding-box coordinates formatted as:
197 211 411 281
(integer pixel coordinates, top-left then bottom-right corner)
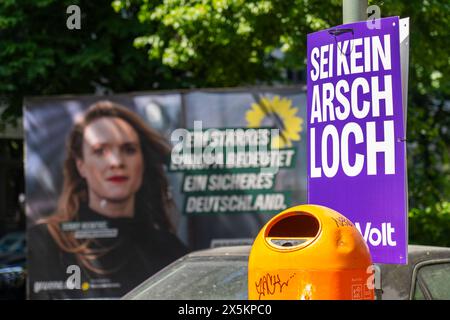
28 101 188 299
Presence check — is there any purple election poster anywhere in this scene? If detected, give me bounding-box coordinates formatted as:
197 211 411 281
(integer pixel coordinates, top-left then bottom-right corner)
307 16 407 264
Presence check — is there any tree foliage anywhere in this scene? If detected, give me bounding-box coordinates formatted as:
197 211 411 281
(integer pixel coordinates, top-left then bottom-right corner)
0 0 183 124
112 0 343 86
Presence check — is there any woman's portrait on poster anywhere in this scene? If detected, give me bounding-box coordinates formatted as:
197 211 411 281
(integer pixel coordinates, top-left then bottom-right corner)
28 100 188 299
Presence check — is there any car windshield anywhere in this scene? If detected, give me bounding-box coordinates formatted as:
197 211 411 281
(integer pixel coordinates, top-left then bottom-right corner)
416 263 450 300
125 256 248 300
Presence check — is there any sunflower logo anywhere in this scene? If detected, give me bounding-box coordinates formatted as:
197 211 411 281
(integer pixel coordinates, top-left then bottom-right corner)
81 282 90 291
245 95 303 149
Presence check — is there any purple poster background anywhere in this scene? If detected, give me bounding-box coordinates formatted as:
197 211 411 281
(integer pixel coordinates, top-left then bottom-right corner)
307 17 407 264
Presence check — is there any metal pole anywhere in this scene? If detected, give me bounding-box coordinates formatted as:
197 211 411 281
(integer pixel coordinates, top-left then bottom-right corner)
343 0 367 24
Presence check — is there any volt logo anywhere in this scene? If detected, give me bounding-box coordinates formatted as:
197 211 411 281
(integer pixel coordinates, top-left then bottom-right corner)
355 222 397 247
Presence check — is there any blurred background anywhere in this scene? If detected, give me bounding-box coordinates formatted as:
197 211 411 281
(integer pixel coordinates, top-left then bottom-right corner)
0 0 449 299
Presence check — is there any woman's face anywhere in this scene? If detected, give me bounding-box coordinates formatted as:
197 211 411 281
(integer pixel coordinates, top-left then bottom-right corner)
76 116 144 203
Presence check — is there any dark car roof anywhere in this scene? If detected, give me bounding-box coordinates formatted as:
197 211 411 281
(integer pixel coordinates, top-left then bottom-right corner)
183 244 450 300
187 244 450 260
407 245 450 262
185 245 251 258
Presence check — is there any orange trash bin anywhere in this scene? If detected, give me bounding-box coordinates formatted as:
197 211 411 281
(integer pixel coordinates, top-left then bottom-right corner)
248 204 375 300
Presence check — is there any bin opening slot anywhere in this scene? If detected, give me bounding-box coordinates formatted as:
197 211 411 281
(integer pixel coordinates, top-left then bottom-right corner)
267 213 320 240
